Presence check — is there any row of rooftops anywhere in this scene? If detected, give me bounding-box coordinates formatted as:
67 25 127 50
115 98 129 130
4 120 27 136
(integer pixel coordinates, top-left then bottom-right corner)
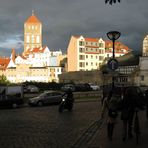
73 35 130 52
0 58 10 70
24 14 130 52
0 12 132 72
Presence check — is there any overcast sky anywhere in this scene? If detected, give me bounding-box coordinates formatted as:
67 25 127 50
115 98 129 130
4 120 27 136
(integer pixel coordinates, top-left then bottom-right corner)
0 0 147 56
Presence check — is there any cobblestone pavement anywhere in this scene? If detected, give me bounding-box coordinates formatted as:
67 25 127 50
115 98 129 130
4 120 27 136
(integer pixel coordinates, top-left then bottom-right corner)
90 110 148 148
0 101 100 148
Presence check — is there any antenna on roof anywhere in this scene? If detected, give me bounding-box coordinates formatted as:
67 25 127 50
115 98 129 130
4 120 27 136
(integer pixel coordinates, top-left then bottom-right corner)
32 10 34 15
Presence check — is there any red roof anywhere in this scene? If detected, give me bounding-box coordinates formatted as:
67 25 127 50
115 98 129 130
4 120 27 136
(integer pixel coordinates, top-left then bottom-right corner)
25 15 41 23
85 38 99 42
72 35 100 42
24 47 46 55
0 57 10 70
105 40 130 51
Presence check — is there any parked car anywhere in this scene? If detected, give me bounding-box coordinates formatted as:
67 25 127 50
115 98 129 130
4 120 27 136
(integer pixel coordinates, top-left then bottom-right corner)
28 91 62 106
0 86 24 108
27 85 39 93
88 83 100 91
75 83 91 91
61 84 75 92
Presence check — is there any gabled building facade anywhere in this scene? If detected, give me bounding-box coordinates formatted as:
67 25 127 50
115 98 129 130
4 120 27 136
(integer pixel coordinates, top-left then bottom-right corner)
0 12 64 83
67 35 131 72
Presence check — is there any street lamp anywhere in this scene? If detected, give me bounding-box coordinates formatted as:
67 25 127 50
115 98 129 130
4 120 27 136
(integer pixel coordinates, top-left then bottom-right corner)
107 31 121 89
107 31 121 58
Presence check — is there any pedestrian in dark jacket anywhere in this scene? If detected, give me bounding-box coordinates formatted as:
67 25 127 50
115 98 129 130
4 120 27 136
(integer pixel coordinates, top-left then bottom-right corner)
121 87 139 141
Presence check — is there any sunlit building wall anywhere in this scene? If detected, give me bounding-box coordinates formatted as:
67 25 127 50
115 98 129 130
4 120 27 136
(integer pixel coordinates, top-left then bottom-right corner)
143 35 148 56
67 36 105 72
24 11 42 53
67 35 130 72
6 64 62 83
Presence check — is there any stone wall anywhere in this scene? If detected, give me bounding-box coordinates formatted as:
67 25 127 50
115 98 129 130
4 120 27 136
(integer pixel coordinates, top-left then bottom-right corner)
59 70 112 85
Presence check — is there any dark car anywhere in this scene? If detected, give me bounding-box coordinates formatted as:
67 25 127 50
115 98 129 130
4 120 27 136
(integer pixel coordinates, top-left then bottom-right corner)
0 94 24 108
75 83 91 92
28 91 62 106
61 84 75 92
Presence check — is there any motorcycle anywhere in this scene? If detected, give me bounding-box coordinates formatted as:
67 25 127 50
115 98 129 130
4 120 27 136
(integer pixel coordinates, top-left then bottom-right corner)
58 95 74 113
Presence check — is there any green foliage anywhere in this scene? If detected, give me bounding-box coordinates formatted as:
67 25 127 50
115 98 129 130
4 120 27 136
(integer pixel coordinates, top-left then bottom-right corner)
0 75 11 85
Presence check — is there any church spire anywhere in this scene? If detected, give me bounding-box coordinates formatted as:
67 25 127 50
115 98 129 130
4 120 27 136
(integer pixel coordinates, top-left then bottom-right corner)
32 10 34 16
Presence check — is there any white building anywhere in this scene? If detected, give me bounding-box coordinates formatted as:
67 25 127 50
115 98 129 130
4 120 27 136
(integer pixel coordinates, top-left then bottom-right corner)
67 35 131 72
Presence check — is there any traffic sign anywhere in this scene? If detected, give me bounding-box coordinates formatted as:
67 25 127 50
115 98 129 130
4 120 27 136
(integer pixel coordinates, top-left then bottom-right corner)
107 58 119 70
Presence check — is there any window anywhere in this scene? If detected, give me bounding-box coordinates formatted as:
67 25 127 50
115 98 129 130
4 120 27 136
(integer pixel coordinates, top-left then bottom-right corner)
79 41 84 46
32 35 35 43
99 43 104 47
99 56 104 61
79 48 84 53
79 55 85 60
26 36 30 43
36 36 40 43
79 62 85 67
140 75 144 81
86 55 88 58
32 25 34 30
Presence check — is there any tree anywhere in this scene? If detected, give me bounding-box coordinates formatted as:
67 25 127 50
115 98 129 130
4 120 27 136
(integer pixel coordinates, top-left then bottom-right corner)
105 0 121 5
0 75 10 85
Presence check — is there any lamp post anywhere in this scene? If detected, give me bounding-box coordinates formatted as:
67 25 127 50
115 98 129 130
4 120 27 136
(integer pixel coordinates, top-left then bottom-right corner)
107 31 121 89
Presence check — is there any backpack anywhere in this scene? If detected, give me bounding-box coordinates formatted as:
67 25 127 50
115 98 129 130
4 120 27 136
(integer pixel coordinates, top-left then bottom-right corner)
105 97 119 118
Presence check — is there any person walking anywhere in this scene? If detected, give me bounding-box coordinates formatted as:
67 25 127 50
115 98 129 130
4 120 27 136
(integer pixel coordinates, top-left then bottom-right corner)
101 89 120 141
120 86 144 141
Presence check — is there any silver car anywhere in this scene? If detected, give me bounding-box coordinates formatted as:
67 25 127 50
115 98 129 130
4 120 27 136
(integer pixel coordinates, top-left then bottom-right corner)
28 91 62 106
27 85 39 93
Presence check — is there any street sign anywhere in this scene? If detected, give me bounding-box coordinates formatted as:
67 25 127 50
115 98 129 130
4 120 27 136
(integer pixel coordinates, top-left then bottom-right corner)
107 58 119 70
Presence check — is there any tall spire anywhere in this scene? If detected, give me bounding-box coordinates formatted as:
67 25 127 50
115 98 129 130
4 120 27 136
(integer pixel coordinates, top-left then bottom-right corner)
32 10 34 16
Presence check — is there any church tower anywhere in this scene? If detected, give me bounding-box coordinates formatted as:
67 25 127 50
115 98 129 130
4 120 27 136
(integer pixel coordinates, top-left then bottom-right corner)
24 11 42 53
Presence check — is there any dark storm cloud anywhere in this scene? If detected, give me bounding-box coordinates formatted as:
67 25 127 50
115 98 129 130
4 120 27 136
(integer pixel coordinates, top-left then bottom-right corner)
0 0 148 56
